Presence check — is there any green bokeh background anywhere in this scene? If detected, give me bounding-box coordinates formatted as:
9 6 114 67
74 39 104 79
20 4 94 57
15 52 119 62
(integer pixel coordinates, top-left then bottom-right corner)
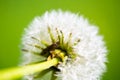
0 0 120 80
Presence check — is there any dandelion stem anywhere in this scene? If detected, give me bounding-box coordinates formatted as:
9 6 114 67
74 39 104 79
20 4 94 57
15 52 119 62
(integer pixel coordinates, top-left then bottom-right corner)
0 58 59 80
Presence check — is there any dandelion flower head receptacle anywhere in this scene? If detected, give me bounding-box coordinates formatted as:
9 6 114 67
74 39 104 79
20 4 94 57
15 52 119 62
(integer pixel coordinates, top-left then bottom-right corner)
21 10 107 80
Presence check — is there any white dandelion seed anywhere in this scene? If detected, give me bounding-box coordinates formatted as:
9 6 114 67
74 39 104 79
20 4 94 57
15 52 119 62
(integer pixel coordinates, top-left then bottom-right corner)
21 10 107 80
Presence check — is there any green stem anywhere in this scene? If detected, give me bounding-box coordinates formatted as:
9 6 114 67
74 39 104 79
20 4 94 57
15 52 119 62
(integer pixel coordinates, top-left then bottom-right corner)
0 58 59 80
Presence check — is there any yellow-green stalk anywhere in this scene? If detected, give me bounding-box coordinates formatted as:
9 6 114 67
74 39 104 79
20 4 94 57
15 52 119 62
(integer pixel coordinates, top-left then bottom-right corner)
0 58 59 80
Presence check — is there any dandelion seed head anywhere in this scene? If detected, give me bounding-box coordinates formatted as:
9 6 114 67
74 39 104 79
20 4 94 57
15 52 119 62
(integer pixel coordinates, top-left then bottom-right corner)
21 10 107 80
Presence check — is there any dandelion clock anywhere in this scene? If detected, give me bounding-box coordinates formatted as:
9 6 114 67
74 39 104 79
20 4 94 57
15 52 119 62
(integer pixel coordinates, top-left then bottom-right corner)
21 10 107 80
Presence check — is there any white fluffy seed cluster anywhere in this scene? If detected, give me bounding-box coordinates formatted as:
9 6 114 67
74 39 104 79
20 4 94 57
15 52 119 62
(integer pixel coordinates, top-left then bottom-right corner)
21 10 107 80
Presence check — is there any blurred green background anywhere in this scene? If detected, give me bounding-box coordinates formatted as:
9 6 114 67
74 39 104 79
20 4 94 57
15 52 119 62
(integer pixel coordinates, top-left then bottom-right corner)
0 0 120 80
